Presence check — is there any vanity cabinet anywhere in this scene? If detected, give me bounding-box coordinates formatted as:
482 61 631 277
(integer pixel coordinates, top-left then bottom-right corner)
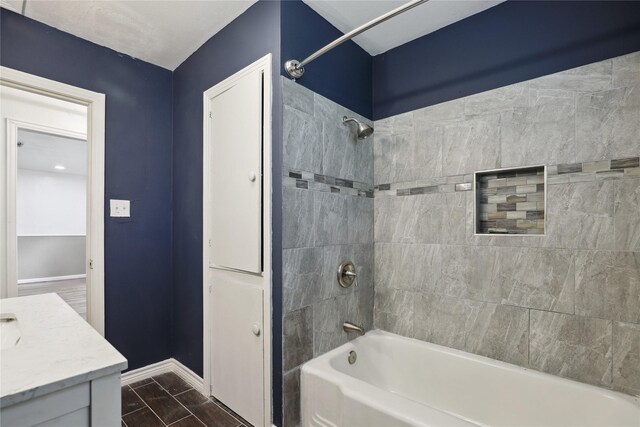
0 294 127 427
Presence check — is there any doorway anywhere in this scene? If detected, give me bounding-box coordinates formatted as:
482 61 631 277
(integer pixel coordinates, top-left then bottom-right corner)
1 67 106 334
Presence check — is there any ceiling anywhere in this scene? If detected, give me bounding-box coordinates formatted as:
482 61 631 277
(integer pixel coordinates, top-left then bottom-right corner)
18 129 87 176
303 0 505 56
0 0 503 69
0 0 256 70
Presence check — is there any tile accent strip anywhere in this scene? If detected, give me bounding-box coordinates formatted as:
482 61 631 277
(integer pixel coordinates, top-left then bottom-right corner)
284 168 374 198
375 157 639 198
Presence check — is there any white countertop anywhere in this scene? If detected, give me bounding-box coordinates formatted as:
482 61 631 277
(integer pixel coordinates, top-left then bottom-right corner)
0 293 127 407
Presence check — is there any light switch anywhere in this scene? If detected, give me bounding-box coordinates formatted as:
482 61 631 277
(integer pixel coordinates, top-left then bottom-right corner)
110 199 130 217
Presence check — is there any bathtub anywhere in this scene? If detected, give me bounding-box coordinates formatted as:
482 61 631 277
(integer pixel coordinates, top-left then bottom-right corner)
301 330 640 427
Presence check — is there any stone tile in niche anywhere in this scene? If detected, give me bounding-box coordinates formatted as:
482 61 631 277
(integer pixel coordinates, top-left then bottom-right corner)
557 163 583 174
530 310 612 388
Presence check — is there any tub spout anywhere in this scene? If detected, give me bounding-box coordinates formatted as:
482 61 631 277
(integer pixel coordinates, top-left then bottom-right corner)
343 322 365 337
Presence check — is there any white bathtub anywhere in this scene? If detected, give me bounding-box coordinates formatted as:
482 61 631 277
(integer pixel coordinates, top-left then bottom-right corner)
301 330 640 427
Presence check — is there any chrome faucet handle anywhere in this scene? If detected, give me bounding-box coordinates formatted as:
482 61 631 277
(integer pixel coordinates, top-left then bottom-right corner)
337 261 358 288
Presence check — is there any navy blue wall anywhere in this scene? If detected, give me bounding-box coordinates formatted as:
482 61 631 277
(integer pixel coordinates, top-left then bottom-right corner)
373 0 640 120
281 0 373 119
0 9 174 370
171 0 282 423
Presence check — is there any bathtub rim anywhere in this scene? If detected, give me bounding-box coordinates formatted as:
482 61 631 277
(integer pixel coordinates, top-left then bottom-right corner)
302 329 640 405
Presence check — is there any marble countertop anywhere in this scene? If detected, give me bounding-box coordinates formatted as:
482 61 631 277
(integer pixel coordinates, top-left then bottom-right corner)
0 294 127 407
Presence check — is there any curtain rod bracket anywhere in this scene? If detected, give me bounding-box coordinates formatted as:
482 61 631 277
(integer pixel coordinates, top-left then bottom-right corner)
284 60 304 80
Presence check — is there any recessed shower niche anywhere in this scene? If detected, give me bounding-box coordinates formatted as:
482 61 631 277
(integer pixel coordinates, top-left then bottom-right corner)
474 166 546 235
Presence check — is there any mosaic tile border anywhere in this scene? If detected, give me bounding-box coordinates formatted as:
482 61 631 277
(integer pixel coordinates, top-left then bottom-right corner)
375 156 640 197
284 169 374 198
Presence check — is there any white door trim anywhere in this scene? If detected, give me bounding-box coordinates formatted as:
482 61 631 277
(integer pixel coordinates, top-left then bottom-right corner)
203 53 272 427
1 66 106 336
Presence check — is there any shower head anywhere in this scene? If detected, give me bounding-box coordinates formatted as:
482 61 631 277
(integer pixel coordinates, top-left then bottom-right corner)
343 116 374 140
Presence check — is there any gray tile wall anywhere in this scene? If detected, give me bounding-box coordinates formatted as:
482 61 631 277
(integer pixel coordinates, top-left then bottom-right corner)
281 77 374 426
373 51 640 396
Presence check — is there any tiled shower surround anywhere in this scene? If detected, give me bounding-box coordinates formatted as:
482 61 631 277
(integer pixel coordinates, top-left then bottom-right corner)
282 51 640 426
281 77 374 427
374 51 640 396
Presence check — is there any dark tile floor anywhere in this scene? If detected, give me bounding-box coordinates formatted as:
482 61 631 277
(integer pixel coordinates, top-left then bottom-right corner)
121 372 250 427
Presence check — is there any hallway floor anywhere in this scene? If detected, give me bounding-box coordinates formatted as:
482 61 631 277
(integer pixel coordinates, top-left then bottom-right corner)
122 372 250 427
17 278 86 319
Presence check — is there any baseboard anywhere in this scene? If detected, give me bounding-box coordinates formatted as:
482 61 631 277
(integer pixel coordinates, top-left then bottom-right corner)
18 274 86 284
121 358 205 394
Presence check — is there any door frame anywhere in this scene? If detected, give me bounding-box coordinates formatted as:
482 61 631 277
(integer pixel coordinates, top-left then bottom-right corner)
1 66 106 335
202 53 272 427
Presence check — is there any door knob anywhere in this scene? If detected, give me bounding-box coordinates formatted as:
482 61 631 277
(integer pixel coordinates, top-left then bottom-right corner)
252 324 261 336
249 172 257 182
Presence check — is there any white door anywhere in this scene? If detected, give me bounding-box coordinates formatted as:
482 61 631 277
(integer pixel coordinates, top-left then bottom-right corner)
211 275 264 426
206 65 266 427
209 68 262 273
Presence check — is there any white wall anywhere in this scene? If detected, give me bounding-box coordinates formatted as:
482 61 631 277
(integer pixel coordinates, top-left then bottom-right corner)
0 84 87 297
17 169 86 236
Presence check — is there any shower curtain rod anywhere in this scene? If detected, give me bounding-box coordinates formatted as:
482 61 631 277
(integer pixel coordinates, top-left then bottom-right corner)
284 0 428 80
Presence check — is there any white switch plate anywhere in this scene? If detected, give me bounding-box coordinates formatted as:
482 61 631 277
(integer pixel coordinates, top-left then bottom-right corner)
110 199 130 217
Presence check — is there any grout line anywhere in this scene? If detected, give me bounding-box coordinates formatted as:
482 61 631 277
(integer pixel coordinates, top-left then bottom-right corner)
151 379 195 425
121 405 148 418
166 413 196 426
129 383 170 427
173 387 194 397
